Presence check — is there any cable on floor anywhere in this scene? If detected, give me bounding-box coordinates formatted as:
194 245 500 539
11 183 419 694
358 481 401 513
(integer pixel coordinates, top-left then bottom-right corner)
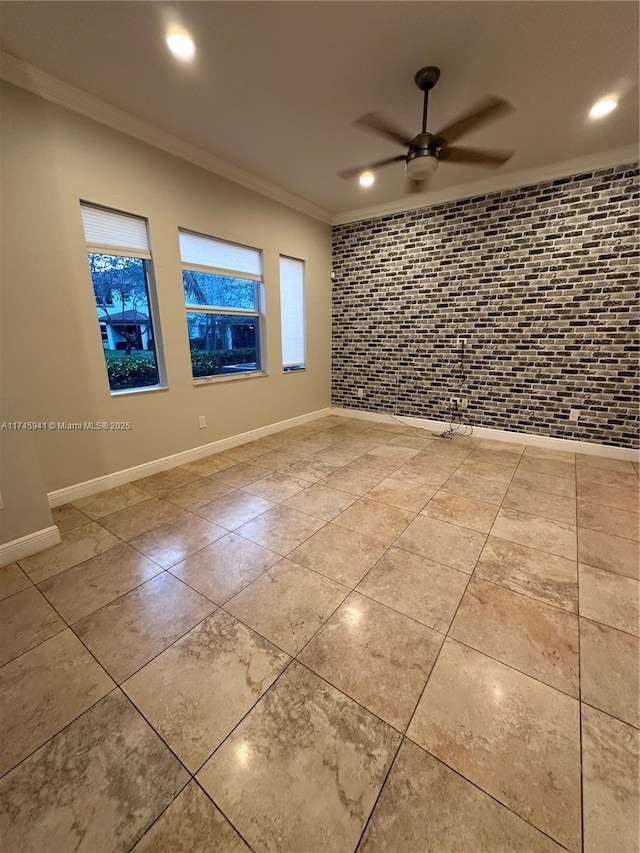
386 332 474 440
437 336 473 440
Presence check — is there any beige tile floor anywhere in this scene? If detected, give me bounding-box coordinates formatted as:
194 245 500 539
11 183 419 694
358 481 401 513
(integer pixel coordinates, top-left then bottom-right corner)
1 415 639 852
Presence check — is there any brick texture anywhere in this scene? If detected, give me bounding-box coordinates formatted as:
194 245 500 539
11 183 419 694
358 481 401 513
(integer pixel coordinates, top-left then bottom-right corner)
331 163 639 449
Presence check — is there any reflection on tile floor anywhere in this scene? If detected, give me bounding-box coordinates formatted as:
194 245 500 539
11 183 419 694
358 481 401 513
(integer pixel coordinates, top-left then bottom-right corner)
1 415 638 851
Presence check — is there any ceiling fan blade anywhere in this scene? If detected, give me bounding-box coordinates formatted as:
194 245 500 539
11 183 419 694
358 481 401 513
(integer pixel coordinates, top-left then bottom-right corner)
338 154 406 180
440 146 514 166
433 96 514 144
354 112 413 147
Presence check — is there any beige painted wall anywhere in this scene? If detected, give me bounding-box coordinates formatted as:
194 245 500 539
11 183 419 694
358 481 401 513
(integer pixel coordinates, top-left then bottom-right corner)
0 82 332 499
0 383 54 544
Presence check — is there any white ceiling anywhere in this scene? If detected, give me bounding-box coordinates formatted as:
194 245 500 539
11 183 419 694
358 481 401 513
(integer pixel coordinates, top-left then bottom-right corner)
0 1 638 218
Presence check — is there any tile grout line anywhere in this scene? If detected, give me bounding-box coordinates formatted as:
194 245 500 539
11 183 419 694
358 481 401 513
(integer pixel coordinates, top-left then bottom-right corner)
0 581 39 605
185 781 258 853
3 586 267 850
0 683 120 783
117 661 265 851
115 560 334 852
389 439 582 850
17 446 632 853
11 528 595 713
351 495 481 847
291 657 407 738
14 432 630 657
578 697 640 733
0 583 220 781
349 437 487 849
0 616 70 670
438 633 581 701
187 656 298 776
122 776 191 853
351 732 405 852
400 737 576 853
464 568 579 616
89 582 219 685
111 615 263 853
5 420 635 849
578 613 640 643
165 449 426 785
21 432 406 687
577 537 586 853
464 454 584 849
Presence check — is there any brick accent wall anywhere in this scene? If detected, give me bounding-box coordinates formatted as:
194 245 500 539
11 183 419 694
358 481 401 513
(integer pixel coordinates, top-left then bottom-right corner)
331 162 639 449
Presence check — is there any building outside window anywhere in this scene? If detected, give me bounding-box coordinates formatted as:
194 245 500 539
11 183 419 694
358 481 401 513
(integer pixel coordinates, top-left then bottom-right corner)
81 203 165 393
179 229 264 379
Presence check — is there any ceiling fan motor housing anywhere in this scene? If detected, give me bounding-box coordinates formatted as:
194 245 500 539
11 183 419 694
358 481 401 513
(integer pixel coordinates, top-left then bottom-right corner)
406 133 441 179
414 66 441 91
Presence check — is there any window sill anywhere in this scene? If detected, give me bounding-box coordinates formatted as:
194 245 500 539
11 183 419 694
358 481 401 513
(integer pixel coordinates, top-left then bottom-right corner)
110 385 169 398
193 371 268 386
283 367 307 374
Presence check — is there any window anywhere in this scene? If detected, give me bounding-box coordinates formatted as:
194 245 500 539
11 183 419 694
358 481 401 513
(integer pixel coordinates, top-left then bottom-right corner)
179 230 263 379
279 256 305 371
81 203 164 394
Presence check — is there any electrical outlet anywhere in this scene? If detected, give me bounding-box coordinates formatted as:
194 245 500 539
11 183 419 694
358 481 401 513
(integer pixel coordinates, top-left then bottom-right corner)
450 397 460 405
569 408 580 422
356 388 364 399
198 415 206 428
459 398 468 409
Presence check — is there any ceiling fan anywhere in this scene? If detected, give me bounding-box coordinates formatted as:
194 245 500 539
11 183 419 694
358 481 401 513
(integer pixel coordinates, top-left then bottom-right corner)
339 66 514 192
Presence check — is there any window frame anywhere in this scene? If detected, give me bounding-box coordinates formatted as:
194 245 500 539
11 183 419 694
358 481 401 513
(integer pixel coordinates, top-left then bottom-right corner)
179 229 266 382
81 202 167 397
279 254 307 373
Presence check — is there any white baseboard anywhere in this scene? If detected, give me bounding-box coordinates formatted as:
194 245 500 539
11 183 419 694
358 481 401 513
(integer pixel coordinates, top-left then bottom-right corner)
331 407 640 462
48 407 332 508
0 525 61 566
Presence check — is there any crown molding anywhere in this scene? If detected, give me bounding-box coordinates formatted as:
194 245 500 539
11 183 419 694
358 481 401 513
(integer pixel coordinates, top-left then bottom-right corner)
0 50 332 225
3 51 637 231
332 144 639 226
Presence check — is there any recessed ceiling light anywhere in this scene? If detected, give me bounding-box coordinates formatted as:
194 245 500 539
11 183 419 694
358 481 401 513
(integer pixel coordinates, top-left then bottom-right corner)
359 171 375 188
589 98 617 119
166 32 196 61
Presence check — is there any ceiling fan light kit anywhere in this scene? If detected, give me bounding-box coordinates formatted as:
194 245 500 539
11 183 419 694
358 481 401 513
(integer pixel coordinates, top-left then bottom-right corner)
406 141 440 179
340 65 515 193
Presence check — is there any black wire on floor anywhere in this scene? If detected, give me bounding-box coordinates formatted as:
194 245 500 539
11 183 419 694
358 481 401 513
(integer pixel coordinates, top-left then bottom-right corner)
389 334 474 440
437 337 474 440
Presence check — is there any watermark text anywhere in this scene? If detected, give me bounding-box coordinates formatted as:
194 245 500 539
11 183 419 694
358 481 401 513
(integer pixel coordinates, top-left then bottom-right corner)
1 421 132 431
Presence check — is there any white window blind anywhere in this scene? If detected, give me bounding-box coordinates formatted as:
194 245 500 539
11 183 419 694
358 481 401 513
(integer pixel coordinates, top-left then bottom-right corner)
179 230 261 277
81 203 151 258
279 256 305 368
